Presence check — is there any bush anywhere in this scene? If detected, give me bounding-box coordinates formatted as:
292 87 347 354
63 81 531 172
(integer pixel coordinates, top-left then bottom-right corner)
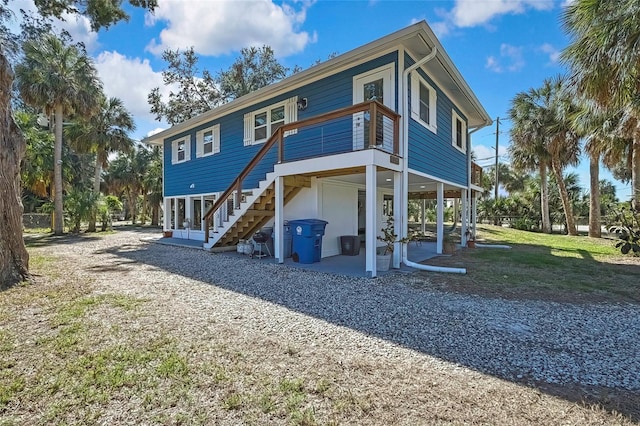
608 201 640 256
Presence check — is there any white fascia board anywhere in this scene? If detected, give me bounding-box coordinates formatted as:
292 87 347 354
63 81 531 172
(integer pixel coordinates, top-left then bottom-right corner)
415 23 492 127
274 150 402 177
144 22 433 146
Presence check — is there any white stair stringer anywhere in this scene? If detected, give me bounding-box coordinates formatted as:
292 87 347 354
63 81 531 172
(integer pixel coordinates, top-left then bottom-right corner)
202 171 277 250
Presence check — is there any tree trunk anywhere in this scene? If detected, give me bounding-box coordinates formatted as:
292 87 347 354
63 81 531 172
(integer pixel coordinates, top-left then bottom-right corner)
53 104 64 235
588 153 601 238
0 53 31 288
151 203 159 226
86 160 101 232
551 160 577 236
632 134 640 211
539 163 551 234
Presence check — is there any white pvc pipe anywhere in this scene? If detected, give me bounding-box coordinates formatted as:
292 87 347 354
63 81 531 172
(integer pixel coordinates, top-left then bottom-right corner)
402 249 467 274
475 243 512 249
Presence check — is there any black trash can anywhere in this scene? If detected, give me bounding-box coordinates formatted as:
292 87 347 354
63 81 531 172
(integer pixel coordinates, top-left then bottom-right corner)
340 235 361 256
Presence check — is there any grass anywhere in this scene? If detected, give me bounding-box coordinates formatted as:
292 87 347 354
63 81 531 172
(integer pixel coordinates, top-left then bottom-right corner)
421 225 640 303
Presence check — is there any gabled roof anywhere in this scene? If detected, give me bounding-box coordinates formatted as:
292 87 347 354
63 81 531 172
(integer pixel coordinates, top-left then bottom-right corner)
144 21 491 146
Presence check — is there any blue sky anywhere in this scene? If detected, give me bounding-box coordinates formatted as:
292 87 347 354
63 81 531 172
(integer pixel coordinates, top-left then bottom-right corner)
12 0 632 200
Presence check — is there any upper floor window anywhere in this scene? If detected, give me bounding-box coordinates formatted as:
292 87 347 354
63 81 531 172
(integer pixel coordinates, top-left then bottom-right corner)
411 73 437 133
452 110 467 153
244 97 298 146
196 124 220 158
171 136 190 164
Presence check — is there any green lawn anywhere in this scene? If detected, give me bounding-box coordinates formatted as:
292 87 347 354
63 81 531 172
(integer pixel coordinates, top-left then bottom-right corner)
422 225 640 303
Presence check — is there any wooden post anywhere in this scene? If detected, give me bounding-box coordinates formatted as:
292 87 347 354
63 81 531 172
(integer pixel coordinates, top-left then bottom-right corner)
277 127 284 163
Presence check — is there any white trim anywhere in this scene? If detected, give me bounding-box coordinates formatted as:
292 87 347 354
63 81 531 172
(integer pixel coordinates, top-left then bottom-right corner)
451 109 467 153
410 72 437 133
196 124 220 158
171 136 190 164
243 96 297 146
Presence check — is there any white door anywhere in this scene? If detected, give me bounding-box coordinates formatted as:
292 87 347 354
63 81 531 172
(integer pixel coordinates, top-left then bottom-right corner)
353 64 395 151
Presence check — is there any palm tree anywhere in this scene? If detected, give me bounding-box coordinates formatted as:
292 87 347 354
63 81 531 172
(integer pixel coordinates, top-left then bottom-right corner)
65 96 135 231
509 77 580 235
15 34 102 235
562 0 640 210
546 77 581 236
508 87 553 233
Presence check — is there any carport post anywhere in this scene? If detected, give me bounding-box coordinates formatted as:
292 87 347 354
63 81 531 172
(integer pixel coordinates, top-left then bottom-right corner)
436 182 444 254
365 164 377 277
274 176 284 263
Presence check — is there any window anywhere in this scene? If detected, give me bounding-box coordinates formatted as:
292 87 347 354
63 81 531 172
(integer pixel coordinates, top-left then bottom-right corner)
171 137 190 164
451 110 467 153
196 124 220 158
244 97 298 146
410 73 437 133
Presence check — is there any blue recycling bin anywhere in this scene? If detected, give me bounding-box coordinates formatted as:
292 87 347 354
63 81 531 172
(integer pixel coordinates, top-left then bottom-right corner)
289 219 328 264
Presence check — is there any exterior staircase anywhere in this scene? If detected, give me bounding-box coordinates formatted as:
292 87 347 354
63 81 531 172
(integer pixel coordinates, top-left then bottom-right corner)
203 172 310 250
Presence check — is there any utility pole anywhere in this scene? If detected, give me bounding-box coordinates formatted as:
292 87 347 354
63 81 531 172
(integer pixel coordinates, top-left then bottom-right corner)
494 117 500 201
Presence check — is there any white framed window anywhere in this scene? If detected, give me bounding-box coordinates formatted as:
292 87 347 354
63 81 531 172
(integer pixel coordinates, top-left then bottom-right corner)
243 96 298 146
196 124 220 158
451 110 467 153
411 73 437 133
171 136 190 164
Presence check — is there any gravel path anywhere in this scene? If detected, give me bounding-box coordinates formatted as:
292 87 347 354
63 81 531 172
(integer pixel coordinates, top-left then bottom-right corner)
45 228 640 394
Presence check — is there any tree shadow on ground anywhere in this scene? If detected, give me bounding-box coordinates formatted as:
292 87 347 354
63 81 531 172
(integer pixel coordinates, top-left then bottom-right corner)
94 237 640 423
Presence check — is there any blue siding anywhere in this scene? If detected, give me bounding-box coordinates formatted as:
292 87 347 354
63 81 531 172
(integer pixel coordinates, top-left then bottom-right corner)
164 51 398 197
405 53 469 186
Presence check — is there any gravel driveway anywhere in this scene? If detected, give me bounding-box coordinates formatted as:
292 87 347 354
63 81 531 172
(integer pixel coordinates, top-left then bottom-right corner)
51 228 640 394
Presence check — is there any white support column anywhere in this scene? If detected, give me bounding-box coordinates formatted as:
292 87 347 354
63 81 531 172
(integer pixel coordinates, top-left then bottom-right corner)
421 199 426 234
173 199 179 231
472 191 478 239
436 182 444 254
200 195 205 231
164 198 171 230
274 176 284 263
365 164 377 277
393 170 402 269
461 189 468 247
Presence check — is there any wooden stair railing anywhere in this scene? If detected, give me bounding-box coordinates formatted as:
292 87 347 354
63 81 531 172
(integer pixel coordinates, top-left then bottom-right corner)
202 100 400 244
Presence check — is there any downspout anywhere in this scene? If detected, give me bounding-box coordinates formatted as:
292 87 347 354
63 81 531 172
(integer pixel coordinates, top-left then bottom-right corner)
402 46 468 274
466 125 486 243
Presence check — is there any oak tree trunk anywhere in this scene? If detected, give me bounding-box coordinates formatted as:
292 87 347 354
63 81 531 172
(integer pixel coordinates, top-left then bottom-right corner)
551 160 577 236
539 163 551 234
0 52 31 289
632 134 640 211
588 153 601 238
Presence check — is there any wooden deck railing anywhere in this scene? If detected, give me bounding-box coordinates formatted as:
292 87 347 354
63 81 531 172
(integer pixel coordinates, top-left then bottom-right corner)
203 100 400 243
471 162 483 187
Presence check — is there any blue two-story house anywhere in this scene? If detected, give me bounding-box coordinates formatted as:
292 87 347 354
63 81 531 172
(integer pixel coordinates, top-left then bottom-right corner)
145 21 491 277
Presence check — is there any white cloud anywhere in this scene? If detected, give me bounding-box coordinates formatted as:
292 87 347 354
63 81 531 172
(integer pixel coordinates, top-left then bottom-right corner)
451 0 554 28
145 0 315 57
58 12 99 51
485 43 524 73
146 127 167 137
94 51 173 126
539 43 561 64
7 0 98 51
472 143 508 164
429 0 554 37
